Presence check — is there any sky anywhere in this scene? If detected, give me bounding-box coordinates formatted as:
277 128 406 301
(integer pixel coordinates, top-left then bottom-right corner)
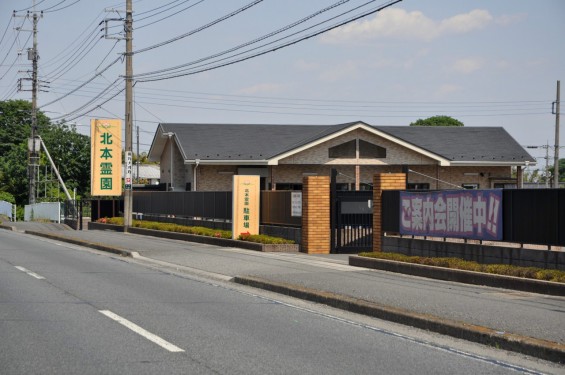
0 0 563 170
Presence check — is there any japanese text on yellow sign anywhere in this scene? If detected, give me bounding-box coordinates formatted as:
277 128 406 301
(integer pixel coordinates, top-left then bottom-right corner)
232 175 260 239
91 119 122 196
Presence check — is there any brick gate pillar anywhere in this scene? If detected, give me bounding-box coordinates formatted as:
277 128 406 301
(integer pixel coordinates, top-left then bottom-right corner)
373 173 406 252
301 176 331 254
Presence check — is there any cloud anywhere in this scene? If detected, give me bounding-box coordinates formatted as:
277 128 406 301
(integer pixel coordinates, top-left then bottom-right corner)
495 13 527 26
236 83 288 95
437 84 462 95
318 60 361 82
439 9 493 34
321 8 494 43
451 58 484 74
294 59 321 71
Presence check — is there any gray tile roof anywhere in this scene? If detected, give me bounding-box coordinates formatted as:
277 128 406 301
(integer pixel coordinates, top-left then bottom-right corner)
376 126 535 163
149 122 534 165
156 122 354 161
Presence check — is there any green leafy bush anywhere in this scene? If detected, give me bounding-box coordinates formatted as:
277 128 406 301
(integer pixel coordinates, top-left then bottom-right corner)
359 252 565 283
237 233 294 244
96 218 293 244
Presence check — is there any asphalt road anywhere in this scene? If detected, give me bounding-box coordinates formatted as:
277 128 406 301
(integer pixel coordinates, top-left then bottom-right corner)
0 231 561 374
37 228 565 344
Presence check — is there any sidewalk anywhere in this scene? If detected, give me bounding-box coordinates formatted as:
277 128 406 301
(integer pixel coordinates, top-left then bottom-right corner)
2 223 564 363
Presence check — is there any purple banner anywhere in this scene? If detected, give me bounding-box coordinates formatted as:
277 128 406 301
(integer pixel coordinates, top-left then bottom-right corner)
400 190 503 241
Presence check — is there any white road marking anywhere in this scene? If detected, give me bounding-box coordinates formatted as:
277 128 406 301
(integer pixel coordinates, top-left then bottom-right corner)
14 266 45 280
99 310 185 353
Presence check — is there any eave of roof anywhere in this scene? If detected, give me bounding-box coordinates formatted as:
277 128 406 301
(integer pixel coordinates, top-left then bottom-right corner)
148 122 535 167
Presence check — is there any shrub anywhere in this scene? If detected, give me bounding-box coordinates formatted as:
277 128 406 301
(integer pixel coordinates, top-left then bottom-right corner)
359 252 565 283
96 218 293 244
238 233 294 244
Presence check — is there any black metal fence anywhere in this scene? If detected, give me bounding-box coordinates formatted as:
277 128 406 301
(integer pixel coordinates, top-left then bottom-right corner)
261 191 301 227
90 191 301 228
331 190 373 253
132 191 232 221
382 189 565 246
91 199 123 221
503 189 565 246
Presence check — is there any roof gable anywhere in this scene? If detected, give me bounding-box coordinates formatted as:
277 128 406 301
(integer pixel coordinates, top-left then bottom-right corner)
148 122 535 166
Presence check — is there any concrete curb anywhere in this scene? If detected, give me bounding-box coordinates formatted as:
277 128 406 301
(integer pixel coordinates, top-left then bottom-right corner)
233 275 565 364
349 256 565 297
89 222 300 252
25 231 133 257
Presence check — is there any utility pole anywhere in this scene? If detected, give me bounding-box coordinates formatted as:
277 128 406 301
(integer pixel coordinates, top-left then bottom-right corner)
553 80 561 188
545 142 550 188
136 125 140 183
123 0 133 228
15 3 43 204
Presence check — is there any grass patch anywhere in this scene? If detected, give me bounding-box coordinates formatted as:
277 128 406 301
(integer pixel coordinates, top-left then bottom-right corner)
358 252 565 283
97 217 294 245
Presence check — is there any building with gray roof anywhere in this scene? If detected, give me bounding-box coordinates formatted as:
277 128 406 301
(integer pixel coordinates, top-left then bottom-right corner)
148 121 535 191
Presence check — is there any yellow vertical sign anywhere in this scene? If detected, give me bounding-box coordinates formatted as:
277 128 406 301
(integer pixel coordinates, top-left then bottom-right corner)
91 119 122 196
232 175 260 239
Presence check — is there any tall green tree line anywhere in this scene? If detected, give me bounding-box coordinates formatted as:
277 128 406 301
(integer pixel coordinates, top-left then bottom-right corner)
0 100 91 205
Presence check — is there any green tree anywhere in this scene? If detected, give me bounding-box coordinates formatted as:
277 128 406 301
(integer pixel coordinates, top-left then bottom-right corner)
0 100 91 205
0 100 51 156
547 158 565 183
0 191 16 204
40 122 91 197
410 116 464 127
0 143 29 204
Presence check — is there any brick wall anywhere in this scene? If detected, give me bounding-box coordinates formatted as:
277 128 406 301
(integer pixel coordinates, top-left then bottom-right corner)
373 173 406 252
301 176 331 254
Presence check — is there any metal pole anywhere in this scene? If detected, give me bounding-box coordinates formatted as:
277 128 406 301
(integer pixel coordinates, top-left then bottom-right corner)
170 134 173 190
553 81 560 188
28 6 39 204
545 143 549 188
123 0 133 228
39 137 72 201
136 125 140 183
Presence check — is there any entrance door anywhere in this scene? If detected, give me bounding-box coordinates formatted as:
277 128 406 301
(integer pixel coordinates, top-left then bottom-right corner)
330 170 373 253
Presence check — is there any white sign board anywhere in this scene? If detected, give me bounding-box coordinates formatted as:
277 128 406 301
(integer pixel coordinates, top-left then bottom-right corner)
291 192 302 217
125 151 133 190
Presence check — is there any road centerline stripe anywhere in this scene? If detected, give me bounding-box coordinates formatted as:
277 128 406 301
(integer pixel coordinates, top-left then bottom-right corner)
99 310 184 353
14 266 45 280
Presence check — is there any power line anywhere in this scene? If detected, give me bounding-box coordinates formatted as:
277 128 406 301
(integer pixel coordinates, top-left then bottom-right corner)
42 0 81 13
42 29 103 82
136 0 185 16
133 0 263 54
14 0 48 13
0 14 14 51
0 17 27 72
50 78 123 121
39 0 67 12
46 78 554 107
39 10 105 69
136 0 205 30
134 0 402 82
38 55 121 108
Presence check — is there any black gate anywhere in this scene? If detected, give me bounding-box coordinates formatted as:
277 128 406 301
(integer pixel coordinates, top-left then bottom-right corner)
331 170 373 253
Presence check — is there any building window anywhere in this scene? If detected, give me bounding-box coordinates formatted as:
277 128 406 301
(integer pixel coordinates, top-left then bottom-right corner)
359 140 386 158
276 183 302 191
328 140 386 159
407 183 429 190
329 140 356 158
462 183 479 189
